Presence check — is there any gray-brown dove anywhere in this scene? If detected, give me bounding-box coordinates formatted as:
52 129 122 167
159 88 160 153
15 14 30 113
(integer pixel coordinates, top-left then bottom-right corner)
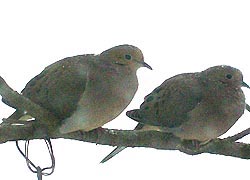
3 44 152 134
100 65 249 163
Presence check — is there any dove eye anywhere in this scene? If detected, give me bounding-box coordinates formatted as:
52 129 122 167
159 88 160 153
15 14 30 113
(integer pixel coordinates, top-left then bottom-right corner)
226 74 232 79
125 54 132 60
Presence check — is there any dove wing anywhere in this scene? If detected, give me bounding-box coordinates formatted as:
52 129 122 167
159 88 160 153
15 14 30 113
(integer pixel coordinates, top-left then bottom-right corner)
5 55 93 120
127 73 202 128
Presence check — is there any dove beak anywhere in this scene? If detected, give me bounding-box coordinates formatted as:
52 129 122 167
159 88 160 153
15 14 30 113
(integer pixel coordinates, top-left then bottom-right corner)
242 81 250 89
140 61 153 70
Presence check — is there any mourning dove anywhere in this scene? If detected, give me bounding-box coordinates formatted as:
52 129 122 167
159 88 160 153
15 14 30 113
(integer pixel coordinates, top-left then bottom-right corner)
3 44 152 134
101 65 249 163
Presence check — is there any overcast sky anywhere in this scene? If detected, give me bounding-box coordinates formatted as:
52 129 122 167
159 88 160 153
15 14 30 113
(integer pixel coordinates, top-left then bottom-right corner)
0 1 250 180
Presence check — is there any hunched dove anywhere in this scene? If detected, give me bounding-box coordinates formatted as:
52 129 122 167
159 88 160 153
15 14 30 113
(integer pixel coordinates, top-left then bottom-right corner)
3 44 152 134
100 65 249 163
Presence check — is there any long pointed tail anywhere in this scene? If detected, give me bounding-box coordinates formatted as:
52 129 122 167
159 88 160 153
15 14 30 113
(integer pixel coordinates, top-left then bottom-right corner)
100 146 127 163
100 122 144 163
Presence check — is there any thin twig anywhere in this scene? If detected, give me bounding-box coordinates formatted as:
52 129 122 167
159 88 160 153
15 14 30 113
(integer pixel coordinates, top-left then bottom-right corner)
246 104 250 112
226 127 250 142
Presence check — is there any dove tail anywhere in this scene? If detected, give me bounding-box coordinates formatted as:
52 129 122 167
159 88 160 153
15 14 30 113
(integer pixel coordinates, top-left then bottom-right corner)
100 146 127 163
4 110 26 122
100 123 144 163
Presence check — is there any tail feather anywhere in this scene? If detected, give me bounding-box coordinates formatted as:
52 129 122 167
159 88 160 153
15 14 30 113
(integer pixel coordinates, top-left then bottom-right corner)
100 122 144 163
100 146 127 163
2 110 34 125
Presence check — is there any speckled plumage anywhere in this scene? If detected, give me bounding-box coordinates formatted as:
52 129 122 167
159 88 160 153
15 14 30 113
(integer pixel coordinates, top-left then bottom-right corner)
4 44 152 134
128 65 247 140
101 65 249 163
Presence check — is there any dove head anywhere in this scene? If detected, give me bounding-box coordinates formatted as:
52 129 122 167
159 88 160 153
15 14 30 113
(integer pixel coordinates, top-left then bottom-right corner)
99 44 152 71
200 65 249 89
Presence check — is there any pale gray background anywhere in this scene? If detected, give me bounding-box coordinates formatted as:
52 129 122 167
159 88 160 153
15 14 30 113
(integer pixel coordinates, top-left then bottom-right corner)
0 0 250 179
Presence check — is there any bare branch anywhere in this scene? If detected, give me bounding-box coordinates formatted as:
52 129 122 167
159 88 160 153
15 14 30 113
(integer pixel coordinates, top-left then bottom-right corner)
1 121 250 159
1 75 250 160
0 76 59 130
226 127 250 142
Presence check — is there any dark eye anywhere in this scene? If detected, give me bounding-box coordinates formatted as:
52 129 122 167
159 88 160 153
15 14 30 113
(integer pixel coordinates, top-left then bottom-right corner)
226 74 232 79
125 54 132 60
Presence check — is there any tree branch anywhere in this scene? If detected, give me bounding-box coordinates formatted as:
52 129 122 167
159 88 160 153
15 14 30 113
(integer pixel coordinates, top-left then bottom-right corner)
1 75 250 159
0 76 59 129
